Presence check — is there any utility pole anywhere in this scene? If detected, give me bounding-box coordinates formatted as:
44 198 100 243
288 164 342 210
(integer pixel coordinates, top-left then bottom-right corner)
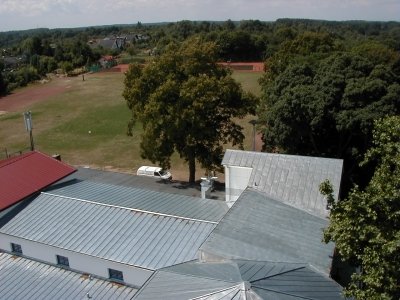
23 111 34 151
249 119 257 151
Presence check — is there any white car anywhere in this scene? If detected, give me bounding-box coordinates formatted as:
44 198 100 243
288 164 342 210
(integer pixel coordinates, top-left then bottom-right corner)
137 166 172 180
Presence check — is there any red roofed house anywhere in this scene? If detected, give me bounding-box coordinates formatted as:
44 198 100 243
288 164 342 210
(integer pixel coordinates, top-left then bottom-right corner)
0 151 76 211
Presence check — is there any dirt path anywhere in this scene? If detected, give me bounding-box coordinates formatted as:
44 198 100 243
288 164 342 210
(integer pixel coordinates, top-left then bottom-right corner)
0 77 72 113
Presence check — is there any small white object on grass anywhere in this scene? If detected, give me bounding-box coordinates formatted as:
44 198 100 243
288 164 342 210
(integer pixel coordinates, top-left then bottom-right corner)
88 130 91 134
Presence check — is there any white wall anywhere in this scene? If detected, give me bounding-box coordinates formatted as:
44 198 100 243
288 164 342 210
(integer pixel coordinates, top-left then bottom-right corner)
0 234 153 288
224 166 253 206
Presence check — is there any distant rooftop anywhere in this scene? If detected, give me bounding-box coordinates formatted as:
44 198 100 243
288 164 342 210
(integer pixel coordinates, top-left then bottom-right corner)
0 252 138 299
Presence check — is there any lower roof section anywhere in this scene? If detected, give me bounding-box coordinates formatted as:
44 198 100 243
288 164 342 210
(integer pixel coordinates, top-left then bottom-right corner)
200 188 334 275
0 252 137 299
133 260 344 300
45 179 228 223
0 193 216 270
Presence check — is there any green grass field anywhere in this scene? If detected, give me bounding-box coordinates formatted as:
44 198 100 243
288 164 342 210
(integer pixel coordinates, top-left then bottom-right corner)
0 71 262 180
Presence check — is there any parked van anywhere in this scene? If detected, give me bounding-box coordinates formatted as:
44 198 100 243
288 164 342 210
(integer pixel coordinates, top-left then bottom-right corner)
137 166 172 180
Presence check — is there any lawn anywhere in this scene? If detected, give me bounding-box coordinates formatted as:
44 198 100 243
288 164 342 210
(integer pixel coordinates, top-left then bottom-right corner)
0 71 263 181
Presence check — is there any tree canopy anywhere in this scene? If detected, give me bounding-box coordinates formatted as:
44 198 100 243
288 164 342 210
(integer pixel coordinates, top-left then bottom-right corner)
123 37 257 182
321 116 400 300
258 43 400 191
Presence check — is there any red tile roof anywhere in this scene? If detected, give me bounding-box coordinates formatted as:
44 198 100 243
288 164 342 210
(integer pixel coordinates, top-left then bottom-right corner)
0 151 76 211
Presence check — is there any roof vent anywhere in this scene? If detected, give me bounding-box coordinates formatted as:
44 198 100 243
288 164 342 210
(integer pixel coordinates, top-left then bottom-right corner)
200 176 217 199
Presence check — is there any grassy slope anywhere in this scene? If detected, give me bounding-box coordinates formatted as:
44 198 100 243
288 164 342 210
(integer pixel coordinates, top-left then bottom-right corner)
0 71 262 180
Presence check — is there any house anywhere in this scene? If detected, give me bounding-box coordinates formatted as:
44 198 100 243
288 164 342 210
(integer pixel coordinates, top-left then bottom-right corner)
0 150 345 299
98 55 117 69
125 34 151 43
1 56 26 70
95 37 127 50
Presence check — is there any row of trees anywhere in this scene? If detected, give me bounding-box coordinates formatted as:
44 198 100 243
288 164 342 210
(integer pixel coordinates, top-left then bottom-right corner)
0 35 103 94
1 19 399 95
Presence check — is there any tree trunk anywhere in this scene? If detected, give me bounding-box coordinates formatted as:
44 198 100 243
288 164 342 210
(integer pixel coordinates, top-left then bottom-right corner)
188 154 196 184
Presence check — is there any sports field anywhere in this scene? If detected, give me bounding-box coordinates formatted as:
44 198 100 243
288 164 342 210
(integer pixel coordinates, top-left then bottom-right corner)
0 69 262 181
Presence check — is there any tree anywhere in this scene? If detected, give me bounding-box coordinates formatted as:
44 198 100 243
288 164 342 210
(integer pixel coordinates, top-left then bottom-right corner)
123 38 257 183
321 116 400 300
22 36 43 59
0 59 6 95
258 51 400 191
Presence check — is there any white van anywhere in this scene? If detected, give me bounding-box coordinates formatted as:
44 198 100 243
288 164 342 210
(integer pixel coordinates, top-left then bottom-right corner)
137 166 172 180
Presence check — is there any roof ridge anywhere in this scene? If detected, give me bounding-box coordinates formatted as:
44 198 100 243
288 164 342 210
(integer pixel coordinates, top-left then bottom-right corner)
254 285 316 300
224 149 343 162
161 268 240 285
249 266 306 284
42 192 218 224
189 283 242 299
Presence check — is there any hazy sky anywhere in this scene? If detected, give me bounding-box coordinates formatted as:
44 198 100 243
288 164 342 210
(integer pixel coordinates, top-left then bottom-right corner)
0 0 399 32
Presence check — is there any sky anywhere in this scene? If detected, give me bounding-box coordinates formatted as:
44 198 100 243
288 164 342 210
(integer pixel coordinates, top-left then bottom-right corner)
0 0 399 32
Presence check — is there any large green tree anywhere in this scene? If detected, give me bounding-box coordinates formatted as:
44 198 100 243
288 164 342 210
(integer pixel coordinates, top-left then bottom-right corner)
123 38 257 182
322 116 400 300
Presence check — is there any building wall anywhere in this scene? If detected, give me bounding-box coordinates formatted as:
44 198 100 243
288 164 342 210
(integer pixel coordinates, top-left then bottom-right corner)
0 234 153 288
224 166 253 206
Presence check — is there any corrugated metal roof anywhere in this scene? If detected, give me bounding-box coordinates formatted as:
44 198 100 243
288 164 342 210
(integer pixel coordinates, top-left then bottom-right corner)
46 180 228 222
200 189 334 275
0 252 137 299
0 151 76 211
133 260 344 300
222 150 343 218
134 270 237 300
56 167 226 201
0 193 216 270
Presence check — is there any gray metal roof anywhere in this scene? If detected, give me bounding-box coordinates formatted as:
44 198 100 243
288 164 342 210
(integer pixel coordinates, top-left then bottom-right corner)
133 260 344 300
199 189 334 275
46 180 228 223
0 252 137 300
222 150 343 218
55 167 226 200
0 193 216 270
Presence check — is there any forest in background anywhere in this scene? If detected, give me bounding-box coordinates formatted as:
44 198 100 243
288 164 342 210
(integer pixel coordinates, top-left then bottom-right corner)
1 19 400 95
